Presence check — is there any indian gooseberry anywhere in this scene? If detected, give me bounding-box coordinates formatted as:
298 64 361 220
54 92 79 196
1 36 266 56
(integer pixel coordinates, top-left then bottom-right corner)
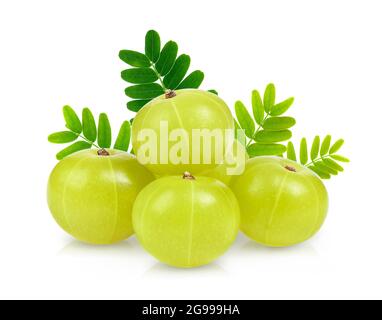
132 173 240 268
201 139 248 185
131 89 235 176
230 156 329 247
47 149 155 244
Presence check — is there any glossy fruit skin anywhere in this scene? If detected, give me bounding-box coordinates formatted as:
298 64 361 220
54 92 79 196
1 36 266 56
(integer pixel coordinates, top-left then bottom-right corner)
132 89 235 176
201 139 248 185
47 149 155 244
133 175 240 268
231 156 328 247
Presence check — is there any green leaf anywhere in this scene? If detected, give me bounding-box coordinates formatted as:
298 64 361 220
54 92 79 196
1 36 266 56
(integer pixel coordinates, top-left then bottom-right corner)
314 161 337 175
255 130 292 143
252 90 264 125
82 108 97 142
330 154 350 163
145 30 161 63
300 138 308 165
320 135 332 156
330 139 345 154
262 117 296 130
311 136 320 161
63 105 82 134
163 54 191 89
323 158 344 172
121 68 158 84
48 131 78 144
177 70 204 89
270 97 294 116
56 141 91 160
125 83 164 99
114 121 131 152
308 165 331 179
287 141 297 161
208 89 218 95
247 143 287 157
127 100 150 112
98 113 112 148
235 101 255 139
155 41 178 76
119 50 151 68
263 83 276 113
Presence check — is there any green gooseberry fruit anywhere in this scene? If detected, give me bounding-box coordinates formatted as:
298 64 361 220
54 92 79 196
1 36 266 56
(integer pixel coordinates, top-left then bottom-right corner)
131 89 235 176
201 139 248 185
132 173 240 268
47 149 155 244
230 156 329 247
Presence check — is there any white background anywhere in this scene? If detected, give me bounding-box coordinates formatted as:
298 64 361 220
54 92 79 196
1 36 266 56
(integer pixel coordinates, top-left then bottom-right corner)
0 0 380 300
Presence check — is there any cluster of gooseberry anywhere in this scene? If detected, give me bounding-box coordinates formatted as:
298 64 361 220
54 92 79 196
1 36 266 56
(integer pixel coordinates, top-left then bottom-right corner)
48 89 329 268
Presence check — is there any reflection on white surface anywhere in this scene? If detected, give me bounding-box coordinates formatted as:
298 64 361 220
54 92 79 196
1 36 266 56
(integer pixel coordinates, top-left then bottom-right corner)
143 261 226 277
57 236 142 257
240 239 319 256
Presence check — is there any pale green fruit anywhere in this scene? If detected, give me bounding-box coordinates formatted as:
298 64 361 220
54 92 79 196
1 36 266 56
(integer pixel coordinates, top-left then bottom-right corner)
231 156 329 247
133 174 240 268
131 89 235 176
201 139 248 185
47 149 155 244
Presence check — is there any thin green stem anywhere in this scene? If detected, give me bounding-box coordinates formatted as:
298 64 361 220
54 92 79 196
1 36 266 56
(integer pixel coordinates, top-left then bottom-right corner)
305 154 331 167
245 113 270 148
151 63 167 91
71 130 100 149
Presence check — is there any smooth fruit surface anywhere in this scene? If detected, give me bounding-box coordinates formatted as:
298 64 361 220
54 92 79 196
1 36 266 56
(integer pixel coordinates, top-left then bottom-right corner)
231 156 328 247
47 149 155 244
201 139 248 185
132 89 235 176
133 174 240 268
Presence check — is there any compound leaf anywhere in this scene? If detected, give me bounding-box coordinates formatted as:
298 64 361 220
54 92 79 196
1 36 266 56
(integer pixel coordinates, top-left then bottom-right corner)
255 130 292 143
235 101 255 139
270 97 294 116
155 41 178 76
127 100 150 112
300 138 308 165
145 30 161 63
82 108 97 142
48 131 78 144
97 113 112 148
177 70 204 89
247 143 287 157
163 54 191 89
263 83 276 113
56 141 91 160
287 141 297 161
125 83 164 99
252 90 264 125
121 68 158 84
114 121 131 152
63 105 82 134
119 50 151 67
262 117 296 131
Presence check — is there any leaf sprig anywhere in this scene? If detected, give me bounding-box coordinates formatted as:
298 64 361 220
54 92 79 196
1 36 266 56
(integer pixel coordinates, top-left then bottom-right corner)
287 136 349 179
48 106 131 160
119 30 207 112
234 83 296 157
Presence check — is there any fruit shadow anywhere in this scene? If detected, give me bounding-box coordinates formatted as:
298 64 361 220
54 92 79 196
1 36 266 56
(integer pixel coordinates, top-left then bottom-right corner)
240 239 319 256
143 261 226 277
57 236 141 257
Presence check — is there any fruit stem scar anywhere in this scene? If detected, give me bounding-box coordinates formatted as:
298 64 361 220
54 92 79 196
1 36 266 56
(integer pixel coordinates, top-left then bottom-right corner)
165 90 176 99
183 172 196 180
285 165 297 172
97 148 110 156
